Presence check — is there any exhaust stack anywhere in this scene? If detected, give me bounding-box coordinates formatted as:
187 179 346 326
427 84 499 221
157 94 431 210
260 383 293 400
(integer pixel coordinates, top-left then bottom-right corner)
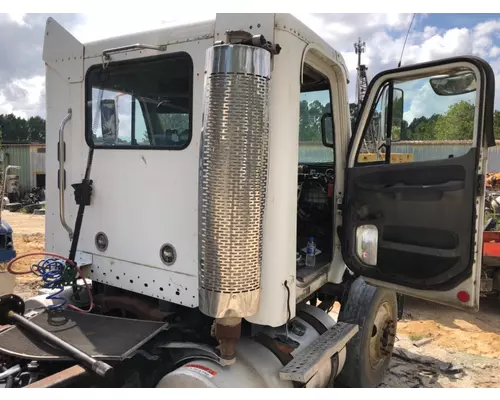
198 43 271 321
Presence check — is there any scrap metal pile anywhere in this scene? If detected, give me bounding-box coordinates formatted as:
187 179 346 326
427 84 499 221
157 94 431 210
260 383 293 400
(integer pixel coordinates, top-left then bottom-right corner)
485 173 500 221
3 187 45 215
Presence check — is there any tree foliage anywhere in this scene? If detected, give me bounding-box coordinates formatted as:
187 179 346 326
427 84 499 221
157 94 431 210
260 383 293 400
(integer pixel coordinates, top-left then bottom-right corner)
434 101 476 140
307 99 500 142
0 114 45 143
299 100 331 142
2 99 500 145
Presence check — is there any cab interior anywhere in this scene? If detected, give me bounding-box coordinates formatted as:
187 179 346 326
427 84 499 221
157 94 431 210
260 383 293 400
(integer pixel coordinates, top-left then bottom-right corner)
296 63 335 285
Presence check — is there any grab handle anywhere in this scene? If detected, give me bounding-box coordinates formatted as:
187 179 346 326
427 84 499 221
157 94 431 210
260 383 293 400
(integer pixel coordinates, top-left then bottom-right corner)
59 108 73 240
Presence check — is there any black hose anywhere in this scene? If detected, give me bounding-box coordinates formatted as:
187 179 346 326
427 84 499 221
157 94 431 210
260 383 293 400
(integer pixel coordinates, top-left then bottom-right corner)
68 148 94 262
284 280 291 323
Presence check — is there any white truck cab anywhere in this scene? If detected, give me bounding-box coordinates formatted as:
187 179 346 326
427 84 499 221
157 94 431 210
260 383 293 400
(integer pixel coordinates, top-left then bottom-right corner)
0 12 492 389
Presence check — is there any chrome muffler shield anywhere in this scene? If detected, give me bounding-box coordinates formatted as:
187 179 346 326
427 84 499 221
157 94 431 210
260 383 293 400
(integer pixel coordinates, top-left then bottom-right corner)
199 44 271 318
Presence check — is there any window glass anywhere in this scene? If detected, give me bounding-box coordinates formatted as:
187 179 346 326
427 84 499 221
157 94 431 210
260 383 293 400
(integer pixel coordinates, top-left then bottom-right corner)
299 89 334 164
86 53 193 149
357 67 477 164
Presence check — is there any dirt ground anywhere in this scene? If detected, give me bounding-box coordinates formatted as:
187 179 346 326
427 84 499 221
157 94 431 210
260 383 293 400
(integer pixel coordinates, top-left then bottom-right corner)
381 296 500 388
1 210 500 388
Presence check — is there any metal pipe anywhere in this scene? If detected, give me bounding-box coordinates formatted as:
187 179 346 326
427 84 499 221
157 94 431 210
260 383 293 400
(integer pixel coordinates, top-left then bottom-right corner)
59 109 73 240
8 311 113 379
0 165 21 222
102 44 166 60
0 364 20 380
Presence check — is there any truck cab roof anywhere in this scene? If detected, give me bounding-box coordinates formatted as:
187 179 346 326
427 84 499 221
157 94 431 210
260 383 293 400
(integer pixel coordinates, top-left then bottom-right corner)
80 13 349 82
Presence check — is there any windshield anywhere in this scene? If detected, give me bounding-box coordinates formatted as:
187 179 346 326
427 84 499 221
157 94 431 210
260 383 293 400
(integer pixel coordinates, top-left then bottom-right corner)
298 89 334 164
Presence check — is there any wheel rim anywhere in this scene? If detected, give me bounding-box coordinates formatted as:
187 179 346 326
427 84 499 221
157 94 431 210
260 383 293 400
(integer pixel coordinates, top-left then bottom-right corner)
369 301 396 370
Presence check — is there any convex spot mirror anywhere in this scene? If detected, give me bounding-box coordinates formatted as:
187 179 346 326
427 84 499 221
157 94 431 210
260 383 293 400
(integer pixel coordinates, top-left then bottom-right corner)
321 112 334 148
430 71 477 96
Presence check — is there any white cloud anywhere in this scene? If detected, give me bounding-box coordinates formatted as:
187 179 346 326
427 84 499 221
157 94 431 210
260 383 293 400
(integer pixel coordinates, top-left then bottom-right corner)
402 80 476 123
7 13 27 25
0 76 44 118
70 13 215 43
300 14 500 110
2 13 500 120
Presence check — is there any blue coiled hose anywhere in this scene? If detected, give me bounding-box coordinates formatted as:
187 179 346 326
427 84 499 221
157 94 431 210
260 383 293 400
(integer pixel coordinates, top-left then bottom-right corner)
32 258 67 310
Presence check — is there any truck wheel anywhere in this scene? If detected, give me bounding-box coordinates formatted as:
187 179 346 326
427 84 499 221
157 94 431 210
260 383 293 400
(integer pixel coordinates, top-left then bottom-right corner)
336 277 397 388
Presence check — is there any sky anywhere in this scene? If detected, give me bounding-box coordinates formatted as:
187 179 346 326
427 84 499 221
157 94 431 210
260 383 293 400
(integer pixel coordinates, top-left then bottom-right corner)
1 12 500 121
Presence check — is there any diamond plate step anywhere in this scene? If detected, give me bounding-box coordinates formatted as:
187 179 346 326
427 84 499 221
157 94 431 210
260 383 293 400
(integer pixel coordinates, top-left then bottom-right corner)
279 321 359 383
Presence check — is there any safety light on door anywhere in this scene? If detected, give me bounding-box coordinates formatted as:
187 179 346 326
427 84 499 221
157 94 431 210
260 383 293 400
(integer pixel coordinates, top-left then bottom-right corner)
355 225 378 266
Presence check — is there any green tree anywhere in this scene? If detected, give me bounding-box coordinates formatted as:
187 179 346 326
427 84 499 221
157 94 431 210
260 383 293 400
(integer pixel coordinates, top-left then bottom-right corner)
299 100 331 142
404 114 440 141
435 101 475 140
494 110 500 140
26 116 46 143
0 113 46 144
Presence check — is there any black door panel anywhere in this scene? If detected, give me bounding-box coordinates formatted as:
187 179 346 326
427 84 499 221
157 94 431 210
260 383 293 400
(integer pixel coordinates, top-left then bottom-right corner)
342 148 477 290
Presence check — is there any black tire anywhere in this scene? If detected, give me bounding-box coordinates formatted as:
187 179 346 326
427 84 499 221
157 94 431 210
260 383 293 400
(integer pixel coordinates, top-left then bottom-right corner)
336 277 398 388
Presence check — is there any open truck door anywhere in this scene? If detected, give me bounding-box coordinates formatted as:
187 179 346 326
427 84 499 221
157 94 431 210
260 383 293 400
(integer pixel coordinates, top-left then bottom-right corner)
341 56 496 311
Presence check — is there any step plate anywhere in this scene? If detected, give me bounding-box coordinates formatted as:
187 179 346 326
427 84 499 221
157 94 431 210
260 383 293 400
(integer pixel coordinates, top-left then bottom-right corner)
279 321 359 383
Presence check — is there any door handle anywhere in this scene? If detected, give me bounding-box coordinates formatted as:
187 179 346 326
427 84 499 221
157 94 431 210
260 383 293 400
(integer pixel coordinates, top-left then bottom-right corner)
358 180 464 193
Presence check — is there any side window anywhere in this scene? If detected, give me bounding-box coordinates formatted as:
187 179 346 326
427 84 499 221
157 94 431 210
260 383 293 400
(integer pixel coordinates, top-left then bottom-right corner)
357 68 477 164
86 52 193 150
298 72 334 164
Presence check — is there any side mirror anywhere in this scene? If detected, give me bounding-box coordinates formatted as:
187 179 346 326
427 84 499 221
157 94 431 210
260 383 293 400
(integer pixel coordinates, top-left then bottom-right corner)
321 112 334 148
100 99 118 142
429 71 476 96
391 88 404 142
379 86 404 143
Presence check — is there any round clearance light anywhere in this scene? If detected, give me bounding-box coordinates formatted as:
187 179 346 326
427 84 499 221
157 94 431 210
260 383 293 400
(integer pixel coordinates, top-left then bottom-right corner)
160 243 176 266
95 232 108 252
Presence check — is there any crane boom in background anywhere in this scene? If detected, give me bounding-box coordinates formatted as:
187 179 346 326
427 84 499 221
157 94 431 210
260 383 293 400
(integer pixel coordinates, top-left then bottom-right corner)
354 37 379 155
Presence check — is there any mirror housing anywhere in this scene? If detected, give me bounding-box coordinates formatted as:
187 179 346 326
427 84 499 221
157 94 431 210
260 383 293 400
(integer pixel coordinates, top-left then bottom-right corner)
430 71 477 96
391 87 404 142
100 99 118 142
379 86 404 143
321 112 334 148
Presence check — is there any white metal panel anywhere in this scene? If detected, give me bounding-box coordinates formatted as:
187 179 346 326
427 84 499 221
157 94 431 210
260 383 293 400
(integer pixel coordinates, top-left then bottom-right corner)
45 78 86 252
77 39 212 307
83 20 215 59
275 13 349 83
82 253 197 307
213 13 275 44
44 18 86 255
43 18 84 83
246 29 306 327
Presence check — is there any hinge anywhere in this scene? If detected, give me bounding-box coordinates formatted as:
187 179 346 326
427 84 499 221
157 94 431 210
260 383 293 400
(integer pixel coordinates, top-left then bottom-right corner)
215 31 281 55
336 195 343 212
477 174 485 196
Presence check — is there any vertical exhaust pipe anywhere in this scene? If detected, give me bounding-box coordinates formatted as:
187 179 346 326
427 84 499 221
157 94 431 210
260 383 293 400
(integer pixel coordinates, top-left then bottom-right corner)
198 43 272 343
